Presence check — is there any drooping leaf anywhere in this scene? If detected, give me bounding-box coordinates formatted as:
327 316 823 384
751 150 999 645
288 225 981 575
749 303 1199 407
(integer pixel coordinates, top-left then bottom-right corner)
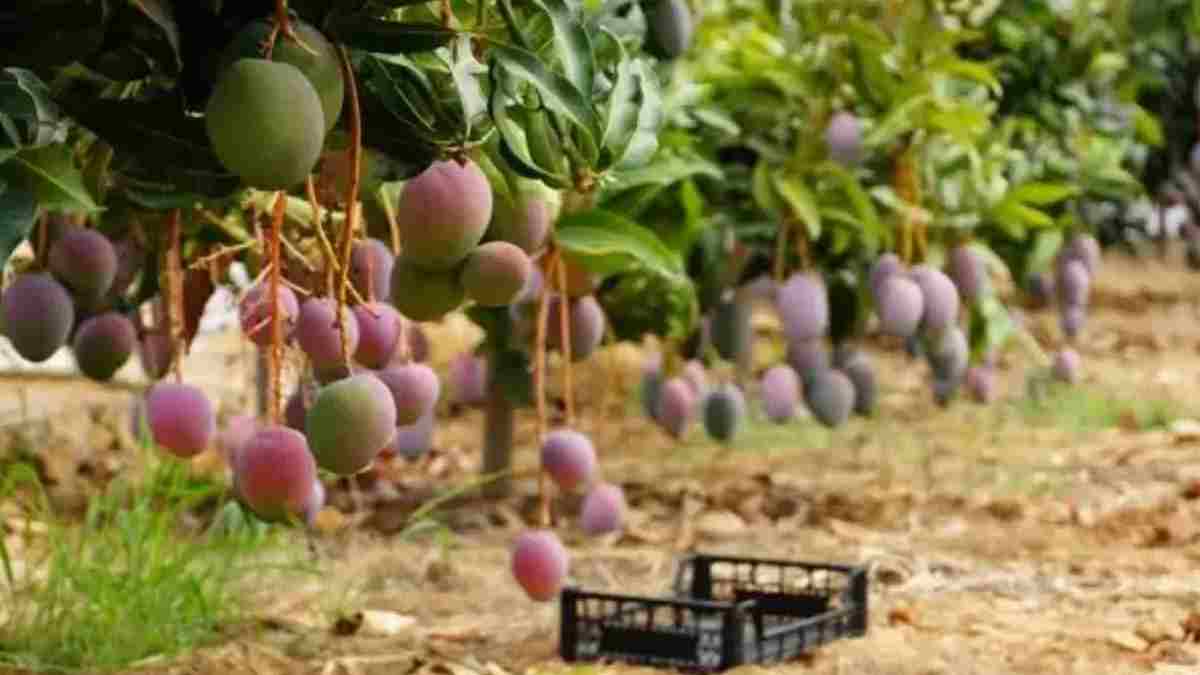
532 0 595 98
555 208 686 282
600 46 639 163
489 43 602 150
1 145 100 213
325 15 455 54
1007 181 1081 206
0 68 65 150
611 59 662 170
0 179 39 271
771 172 821 240
443 35 488 137
489 68 571 188
54 90 240 198
601 149 720 196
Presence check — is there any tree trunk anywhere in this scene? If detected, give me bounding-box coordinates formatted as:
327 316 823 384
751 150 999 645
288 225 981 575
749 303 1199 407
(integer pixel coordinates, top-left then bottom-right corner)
480 373 515 499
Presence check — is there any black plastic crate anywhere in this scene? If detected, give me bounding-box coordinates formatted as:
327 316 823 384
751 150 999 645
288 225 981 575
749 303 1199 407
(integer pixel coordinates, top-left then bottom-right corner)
559 553 868 671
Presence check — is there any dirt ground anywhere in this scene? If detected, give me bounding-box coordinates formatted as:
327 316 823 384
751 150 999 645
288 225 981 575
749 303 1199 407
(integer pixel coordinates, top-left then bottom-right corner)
4 249 1200 675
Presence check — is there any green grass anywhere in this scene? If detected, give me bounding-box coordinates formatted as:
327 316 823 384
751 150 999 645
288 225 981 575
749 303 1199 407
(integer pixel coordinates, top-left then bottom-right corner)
1010 377 1180 433
0 443 306 673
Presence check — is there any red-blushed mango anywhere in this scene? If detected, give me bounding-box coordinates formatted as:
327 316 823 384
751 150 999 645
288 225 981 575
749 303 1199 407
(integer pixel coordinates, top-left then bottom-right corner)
5 272 75 361
580 482 626 536
1052 348 1081 383
681 359 709 400
461 241 533 307
353 301 402 369
145 382 216 458
540 429 597 492
927 326 968 381
350 238 394 303
870 253 903 298
390 255 465 321
1025 271 1054 307
655 376 696 439
787 338 829 386
239 282 300 347
702 384 746 443
546 295 606 362
825 111 863 166
488 179 558 253
138 331 174 380
206 59 325 190
220 18 344 132
305 373 397 475
948 244 985 300
1059 304 1086 340
511 529 568 602
49 229 117 301
381 410 435 461
836 350 877 416
72 312 136 381
448 352 488 406
297 298 360 373
804 369 855 428
376 362 440 426
640 366 663 421
761 364 800 423
1061 233 1100 276
218 414 258 466
1055 259 1089 308
776 272 829 342
234 426 318 523
910 265 959 335
396 159 493 270
876 275 923 338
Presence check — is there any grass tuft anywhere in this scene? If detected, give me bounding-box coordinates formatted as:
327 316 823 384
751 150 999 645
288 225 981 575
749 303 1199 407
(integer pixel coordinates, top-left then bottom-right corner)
0 443 298 672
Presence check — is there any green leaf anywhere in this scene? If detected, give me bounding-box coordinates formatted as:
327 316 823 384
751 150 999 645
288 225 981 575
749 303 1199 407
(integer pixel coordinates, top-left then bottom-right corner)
489 43 602 147
443 35 488 136
929 56 1001 96
863 94 932 148
489 73 571 188
601 150 720 195
611 59 663 170
968 295 1014 363
532 0 595 98
816 161 883 241
325 16 455 54
771 172 820 240
1 145 99 213
600 47 639 166
0 68 64 150
555 208 686 282
0 180 38 271
752 160 781 216
987 199 1054 237
1131 104 1164 147
1007 181 1081 206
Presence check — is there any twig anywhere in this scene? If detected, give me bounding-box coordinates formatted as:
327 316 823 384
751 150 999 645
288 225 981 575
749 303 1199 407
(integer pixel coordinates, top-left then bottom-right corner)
533 275 552 528
279 234 317 273
187 240 257 270
263 0 316 58
554 254 575 427
269 192 286 425
167 210 184 383
306 175 338 295
773 223 788 281
35 214 48 269
334 44 363 366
